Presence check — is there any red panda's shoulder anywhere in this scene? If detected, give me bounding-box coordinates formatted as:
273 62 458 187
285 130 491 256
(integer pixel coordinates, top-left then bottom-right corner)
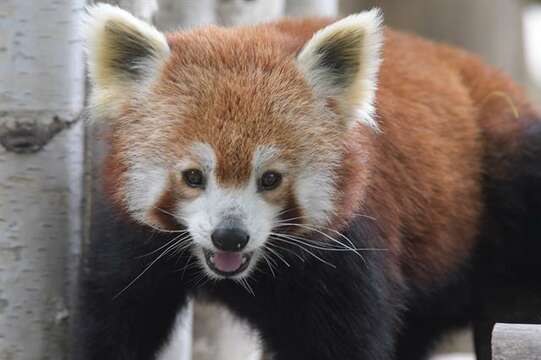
381 28 538 141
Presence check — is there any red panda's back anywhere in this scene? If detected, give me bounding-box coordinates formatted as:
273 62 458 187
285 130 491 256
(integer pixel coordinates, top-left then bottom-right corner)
272 18 539 285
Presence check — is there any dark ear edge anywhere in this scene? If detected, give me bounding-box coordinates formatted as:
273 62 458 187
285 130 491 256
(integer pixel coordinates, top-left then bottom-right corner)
296 9 383 130
84 3 170 87
102 20 162 79
84 4 170 120
316 28 365 88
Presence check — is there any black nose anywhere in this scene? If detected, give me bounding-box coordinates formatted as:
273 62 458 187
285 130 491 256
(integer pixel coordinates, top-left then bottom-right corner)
211 227 250 251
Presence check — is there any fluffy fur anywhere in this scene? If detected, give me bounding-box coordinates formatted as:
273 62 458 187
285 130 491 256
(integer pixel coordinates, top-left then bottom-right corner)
296 9 383 130
78 5 541 360
84 3 170 118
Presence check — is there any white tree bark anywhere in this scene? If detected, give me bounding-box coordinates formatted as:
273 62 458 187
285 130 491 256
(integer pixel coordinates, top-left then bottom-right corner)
155 0 285 29
216 0 338 26
0 0 85 359
216 0 285 26
155 0 216 31
285 0 338 17
117 0 158 23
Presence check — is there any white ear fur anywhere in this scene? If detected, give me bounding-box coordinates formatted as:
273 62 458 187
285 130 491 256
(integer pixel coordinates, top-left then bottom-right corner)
84 3 170 118
296 9 383 130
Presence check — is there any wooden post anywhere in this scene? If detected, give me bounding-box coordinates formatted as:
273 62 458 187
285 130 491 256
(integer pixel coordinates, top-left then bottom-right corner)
492 323 541 360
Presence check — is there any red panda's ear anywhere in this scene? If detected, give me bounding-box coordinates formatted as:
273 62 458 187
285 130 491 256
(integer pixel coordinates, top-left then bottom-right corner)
296 9 383 130
84 4 170 119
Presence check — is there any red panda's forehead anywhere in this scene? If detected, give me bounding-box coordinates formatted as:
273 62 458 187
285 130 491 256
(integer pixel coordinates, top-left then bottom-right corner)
158 73 309 185
149 28 332 185
164 25 305 72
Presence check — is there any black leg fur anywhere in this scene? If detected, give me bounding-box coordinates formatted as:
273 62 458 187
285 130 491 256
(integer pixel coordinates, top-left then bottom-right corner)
79 203 403 360
75 200 193 360
393 270 474 360
204 219 403 360
473 120 541 317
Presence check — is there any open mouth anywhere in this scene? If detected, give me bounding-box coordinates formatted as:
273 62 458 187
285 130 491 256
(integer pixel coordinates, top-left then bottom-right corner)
203 248 252 277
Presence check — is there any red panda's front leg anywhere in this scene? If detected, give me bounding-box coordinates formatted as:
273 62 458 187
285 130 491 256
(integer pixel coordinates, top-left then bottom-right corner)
212 238 402 360
78 286 189 360
268 256 398 360
75 201 191 360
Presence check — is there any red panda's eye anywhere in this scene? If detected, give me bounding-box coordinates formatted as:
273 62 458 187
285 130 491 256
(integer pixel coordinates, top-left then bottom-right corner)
260 171 282 191
183 169 205 188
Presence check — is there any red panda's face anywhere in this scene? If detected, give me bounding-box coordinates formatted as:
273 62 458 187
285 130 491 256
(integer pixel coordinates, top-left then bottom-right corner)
85 5 382 278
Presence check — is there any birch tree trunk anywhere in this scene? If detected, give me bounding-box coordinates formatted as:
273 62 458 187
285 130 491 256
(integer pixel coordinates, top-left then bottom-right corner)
216 0 338 27
216 0 284 26
155 0 216 30
285 0 338 17
0 1 86 359
117 0 158 23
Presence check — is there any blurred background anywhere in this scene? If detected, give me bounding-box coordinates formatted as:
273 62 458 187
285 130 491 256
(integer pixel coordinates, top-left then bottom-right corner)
0 0 540 359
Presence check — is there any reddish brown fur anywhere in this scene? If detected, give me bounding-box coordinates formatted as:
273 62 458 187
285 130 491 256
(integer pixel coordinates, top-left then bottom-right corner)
149 175 179 229
103 18 539 286
160 27 333 186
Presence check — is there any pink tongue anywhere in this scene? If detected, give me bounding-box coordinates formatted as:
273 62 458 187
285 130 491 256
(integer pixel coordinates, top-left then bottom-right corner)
213 252 243 273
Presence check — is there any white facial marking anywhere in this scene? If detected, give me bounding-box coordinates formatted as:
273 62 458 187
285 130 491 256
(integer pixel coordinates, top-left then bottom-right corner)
175 143 282 278
253 145 281 172
188 142 215 173
125 163 168 224
296 161 338 226
123 137 343 279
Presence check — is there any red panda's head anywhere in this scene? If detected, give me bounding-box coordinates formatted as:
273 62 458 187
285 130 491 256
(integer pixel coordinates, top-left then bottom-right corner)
85 4 383 279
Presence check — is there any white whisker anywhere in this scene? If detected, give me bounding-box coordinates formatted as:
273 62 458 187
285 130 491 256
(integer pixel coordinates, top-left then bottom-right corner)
269 235 336 268
153 206 178 218
262 251 277 278
267 242 305 263
265 245 291 267
238 278 255 296
137 233 190 259
144 221 188 234
114 241 178 299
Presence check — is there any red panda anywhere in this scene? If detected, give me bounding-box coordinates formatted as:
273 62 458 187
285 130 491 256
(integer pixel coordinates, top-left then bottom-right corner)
79 4 541 360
